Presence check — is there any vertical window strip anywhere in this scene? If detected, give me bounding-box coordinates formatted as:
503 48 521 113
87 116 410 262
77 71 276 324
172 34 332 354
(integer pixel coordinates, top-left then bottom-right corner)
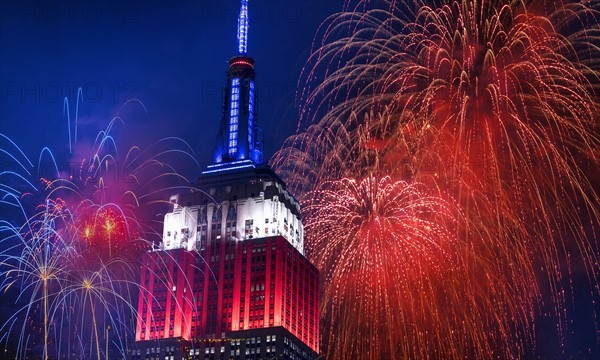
248 81 255 152
229 78 240 156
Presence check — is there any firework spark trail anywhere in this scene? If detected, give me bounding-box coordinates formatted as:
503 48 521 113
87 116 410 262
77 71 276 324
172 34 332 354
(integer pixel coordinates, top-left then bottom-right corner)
273 0 600 358
304 175 470 358
0 200 69 359
0 201 146 359
0 96 201 358
291 134 544 358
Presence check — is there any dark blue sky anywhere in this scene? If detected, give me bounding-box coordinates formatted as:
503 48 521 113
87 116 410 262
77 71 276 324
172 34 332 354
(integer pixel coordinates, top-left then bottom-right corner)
0 0 341 177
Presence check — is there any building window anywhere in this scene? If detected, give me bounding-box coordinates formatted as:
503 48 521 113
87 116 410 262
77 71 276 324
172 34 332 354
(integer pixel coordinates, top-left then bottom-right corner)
245 219 253 237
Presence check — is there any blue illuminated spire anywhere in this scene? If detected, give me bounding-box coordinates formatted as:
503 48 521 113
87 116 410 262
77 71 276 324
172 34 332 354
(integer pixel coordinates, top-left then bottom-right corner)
237 0 249 54
205 0 263 174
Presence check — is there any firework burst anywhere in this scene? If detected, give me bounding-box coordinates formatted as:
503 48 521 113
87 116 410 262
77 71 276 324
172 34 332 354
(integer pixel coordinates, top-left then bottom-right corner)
0 97 199 358
305 175 465 358
274 0 600 358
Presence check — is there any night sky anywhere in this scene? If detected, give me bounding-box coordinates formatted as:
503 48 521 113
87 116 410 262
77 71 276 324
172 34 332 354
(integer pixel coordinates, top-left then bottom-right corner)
0 0 340 177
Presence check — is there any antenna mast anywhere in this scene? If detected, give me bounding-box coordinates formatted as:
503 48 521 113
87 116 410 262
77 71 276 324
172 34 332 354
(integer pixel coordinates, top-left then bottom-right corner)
237 0 249 54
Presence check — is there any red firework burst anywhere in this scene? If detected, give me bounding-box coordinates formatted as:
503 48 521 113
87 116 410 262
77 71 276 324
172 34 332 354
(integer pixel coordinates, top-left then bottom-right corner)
274 0 600 358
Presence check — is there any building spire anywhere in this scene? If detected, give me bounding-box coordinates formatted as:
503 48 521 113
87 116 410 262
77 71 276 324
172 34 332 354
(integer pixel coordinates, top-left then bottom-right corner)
203 0 263 174
237 0 249 54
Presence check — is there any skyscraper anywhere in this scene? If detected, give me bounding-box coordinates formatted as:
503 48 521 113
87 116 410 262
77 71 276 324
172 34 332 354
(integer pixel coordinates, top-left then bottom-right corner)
128 1 320 359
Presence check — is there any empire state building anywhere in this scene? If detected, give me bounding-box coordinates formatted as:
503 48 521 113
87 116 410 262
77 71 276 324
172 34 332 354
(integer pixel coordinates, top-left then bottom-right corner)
128 1 320 359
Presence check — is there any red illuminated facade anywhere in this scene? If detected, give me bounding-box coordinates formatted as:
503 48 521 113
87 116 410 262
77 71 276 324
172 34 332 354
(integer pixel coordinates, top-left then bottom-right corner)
130 167 321 359
134 235 319 352
130 167 321 360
